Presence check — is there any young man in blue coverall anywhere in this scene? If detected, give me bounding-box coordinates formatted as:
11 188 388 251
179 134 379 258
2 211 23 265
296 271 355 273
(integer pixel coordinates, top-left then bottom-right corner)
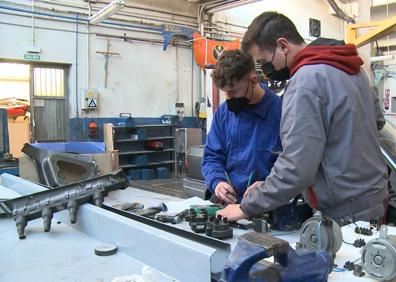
202 49 282 204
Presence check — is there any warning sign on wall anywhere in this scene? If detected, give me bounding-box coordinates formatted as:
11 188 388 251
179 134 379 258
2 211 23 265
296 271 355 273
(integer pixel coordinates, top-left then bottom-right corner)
83 89 98 110
87 98 97 108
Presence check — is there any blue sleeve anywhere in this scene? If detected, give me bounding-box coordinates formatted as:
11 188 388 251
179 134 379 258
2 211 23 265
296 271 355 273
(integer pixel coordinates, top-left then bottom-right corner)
202 108 228 192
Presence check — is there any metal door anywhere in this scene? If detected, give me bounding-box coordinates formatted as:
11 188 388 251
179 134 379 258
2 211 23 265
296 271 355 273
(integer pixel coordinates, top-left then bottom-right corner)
31 66 67 142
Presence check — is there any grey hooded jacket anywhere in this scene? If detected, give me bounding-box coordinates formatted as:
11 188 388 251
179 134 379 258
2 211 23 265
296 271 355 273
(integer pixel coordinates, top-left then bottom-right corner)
240 63 388 224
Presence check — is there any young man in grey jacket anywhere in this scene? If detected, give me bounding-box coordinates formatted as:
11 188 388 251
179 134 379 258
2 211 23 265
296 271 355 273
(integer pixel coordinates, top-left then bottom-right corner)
218 11 388 226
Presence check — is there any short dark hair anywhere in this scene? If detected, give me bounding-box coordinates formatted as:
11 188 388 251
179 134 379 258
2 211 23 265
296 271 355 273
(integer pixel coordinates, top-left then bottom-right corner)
212 49 255 88
242 12 305 53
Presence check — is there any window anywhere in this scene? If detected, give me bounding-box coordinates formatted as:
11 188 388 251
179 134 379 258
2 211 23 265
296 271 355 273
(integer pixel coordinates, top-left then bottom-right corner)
33 67 64 97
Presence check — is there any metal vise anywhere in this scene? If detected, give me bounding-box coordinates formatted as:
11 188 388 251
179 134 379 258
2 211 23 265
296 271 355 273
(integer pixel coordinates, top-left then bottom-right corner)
222 232 333 282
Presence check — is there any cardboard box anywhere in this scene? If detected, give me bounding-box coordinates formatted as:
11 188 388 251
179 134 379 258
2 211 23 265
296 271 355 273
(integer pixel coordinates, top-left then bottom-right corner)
8 117 30 158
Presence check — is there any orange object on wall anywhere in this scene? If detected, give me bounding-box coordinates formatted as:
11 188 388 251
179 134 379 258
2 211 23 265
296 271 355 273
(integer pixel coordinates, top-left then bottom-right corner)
193 32 240 68
88 121 99 137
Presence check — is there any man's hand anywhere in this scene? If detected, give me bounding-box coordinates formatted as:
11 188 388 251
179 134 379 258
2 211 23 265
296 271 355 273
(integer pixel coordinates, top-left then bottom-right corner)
215 181 237 204
217 204 247 222
243 181 264 198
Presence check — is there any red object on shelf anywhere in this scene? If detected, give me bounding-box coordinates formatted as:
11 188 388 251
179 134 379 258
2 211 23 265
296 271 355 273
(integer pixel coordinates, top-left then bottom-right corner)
145 140 164 151
6 105 29 118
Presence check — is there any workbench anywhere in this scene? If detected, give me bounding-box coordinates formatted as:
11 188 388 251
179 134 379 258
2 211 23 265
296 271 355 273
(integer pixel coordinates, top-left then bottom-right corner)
106 188 396 282
1 177 395 282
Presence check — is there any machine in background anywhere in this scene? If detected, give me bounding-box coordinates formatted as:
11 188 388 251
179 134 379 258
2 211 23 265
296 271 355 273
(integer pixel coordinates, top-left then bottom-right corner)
175 128 202 175
182 145 208 199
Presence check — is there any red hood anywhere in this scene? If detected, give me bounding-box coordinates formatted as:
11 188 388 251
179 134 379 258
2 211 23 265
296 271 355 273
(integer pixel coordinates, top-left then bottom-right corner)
290 44 363 76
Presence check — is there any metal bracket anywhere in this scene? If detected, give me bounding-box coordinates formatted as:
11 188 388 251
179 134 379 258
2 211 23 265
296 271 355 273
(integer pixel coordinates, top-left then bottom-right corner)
22 143 99 187
346 16 396 48
161 24 195 50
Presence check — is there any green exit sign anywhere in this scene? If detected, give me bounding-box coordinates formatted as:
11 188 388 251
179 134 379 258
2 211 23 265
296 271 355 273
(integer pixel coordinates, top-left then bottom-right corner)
24 54 40 61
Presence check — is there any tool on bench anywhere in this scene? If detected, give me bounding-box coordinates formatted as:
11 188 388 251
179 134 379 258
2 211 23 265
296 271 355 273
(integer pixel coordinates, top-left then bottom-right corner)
134 202 168 218
112 202 144 211
189 204 224 216
221 232 333 282
188 208 208 233
252 217 269 233
206 215 233 239
209 171 237 205
154 209 189 224
229 219 254 230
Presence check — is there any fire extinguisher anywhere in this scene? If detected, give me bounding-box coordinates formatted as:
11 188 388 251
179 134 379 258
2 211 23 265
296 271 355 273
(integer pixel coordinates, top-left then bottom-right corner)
88 120 98 137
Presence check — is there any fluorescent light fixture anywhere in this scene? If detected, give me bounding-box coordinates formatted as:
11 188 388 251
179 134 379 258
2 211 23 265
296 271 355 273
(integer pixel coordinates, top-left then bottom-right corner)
371 55 394 62
26 46 42 54
206 0 260 13
90 0 125 24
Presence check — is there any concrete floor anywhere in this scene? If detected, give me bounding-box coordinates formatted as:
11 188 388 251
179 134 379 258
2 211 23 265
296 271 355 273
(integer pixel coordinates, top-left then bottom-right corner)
129 176 188 199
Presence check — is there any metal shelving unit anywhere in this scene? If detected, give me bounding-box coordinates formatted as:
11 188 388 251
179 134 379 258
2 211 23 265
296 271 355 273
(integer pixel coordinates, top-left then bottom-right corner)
105 123 176 179
116 136 174 143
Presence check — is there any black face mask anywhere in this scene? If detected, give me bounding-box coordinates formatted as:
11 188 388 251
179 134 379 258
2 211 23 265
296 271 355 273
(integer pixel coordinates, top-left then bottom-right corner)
261 48 290 81
226 82 251 114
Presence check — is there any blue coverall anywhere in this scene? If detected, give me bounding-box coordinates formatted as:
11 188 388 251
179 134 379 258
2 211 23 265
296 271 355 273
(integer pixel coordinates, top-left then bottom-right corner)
202 84 282 203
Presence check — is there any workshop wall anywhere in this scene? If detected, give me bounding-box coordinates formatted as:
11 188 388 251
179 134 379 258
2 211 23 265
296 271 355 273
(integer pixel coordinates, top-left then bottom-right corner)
0 1 200 142
0 12 199 117
0 0 348 141
372 3 396 51
212 0 345 43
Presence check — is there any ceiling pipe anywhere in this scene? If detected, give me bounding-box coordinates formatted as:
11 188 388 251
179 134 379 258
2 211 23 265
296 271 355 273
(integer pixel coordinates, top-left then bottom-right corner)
7 0 198 28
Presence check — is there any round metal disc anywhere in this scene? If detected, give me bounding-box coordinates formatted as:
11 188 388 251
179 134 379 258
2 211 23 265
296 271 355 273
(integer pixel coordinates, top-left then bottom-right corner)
362 238 396 280
95 244 118 256
299 215 342 254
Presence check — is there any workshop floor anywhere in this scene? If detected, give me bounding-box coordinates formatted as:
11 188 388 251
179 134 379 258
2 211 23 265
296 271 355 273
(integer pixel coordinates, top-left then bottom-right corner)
129 177 188 199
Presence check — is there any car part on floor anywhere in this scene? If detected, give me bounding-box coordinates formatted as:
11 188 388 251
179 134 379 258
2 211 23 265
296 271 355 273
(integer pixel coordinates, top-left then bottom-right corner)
0 170 129 239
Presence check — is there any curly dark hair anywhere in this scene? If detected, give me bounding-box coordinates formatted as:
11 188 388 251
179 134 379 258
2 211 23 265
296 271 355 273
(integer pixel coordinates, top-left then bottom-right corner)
212 49 255 89
242 12 305 53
